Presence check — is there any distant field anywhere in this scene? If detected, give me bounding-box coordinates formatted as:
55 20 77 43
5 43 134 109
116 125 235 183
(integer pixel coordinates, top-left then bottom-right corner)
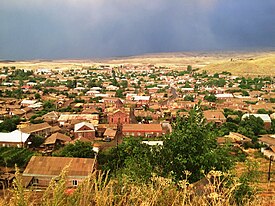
1 51 275 76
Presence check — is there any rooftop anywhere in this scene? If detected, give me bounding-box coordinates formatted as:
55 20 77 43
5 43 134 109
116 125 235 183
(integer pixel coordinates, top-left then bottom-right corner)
23 156 96 177
122 124 162 132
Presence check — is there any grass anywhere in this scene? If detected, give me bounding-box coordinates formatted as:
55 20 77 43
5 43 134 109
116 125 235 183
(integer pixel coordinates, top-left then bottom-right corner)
0 168 273 206
203 54 275 76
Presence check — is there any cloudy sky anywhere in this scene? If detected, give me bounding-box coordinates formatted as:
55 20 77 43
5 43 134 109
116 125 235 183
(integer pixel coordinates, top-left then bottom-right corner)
1 0 275 60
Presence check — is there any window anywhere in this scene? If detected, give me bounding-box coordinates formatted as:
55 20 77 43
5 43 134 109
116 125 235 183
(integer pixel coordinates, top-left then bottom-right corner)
33 178 39 185
72 180 78 186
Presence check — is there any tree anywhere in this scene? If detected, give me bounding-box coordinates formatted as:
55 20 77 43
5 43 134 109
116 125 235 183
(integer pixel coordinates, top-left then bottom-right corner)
239 115 265 141
53 141 95 158
204 94 217 102
218 122 239 136
115 89 124 98
34 93 41 99
187 65 192 72
99 137 158 182
184 94 194 102
0 116 21 132
159 105 234 182
30 135 44 148
257 109 270 114
43 100 55 112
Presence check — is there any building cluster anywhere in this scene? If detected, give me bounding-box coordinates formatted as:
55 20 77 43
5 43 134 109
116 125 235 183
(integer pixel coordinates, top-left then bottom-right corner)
1 64 275 188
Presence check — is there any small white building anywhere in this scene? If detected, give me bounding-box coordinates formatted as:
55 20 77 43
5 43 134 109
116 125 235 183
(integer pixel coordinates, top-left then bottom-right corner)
0 130 30 147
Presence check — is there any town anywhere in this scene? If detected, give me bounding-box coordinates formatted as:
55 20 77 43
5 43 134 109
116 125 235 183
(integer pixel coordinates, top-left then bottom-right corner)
0 60 275 204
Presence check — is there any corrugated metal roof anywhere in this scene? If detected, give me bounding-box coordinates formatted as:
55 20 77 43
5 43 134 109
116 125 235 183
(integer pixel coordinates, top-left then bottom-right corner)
0 130 30 143
122 124 162 132
20 122 51 134
44 132 71 145
23 156 95 177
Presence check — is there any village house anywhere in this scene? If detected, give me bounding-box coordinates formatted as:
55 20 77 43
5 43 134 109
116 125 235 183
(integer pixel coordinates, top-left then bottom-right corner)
22 156 97 188
58 114 99 126
103 128 117 140
42 111 60 123
74 122 96 140
203 110 226 125
44 132 71 151
0 130 30 147
218 132 251 146
122 124 164 137
20 122 52 137
107 109 130 124
95 124 117 138
215 93 234 100
20 99 37 107
258 134 275 158
9 107 32 117
132 96 151 107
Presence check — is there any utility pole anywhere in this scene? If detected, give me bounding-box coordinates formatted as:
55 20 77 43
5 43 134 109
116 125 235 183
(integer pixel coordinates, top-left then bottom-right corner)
268 155 273 184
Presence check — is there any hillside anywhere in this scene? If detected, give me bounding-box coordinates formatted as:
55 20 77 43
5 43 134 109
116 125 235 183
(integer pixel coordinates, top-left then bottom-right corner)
1 51 275 76
202 53 275 76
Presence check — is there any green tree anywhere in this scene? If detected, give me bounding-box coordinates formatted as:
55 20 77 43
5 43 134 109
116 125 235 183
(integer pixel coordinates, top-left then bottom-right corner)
183 94 194 102
160 105 234 182
204 94 217 102
115 89 124 98
43 100 55 112
239 115 265 141
34 93 41 99
53 141 95 158
99 137 158 182
257 109 270 114
187 65 192 72
0 116 21 132
30 135 44 148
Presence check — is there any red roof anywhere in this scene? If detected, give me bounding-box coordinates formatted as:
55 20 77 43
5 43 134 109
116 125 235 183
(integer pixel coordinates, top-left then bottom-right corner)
122 124 162 133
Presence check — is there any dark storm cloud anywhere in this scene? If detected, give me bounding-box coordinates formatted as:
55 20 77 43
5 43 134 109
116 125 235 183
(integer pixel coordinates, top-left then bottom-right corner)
0 0 274 60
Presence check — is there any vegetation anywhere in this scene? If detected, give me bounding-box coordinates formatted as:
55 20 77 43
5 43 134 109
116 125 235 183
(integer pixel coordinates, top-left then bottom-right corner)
100 105 234 183
0 168 269 206
53 141 95 158
0 147 34 167
238 116 265 141
204 94 217 102
183 94 194 102
0 116 21 132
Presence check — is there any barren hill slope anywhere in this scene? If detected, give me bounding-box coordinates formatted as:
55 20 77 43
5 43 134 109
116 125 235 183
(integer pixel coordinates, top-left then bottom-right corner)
202 53 275 76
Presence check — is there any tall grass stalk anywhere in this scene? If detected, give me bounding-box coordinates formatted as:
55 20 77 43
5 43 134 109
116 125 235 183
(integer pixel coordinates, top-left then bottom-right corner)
0 169 271 206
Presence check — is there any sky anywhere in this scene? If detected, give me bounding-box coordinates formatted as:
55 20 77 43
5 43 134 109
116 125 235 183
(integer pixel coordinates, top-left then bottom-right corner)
0 0 275 60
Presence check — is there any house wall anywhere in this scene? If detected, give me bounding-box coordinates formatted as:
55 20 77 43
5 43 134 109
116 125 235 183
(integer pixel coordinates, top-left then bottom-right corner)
0 142 25 148
264 122 271 130
30 128 51 137
108 112 130 124
136 100 150 107
74 131 95 140
122 131 162 137
28 176 86 188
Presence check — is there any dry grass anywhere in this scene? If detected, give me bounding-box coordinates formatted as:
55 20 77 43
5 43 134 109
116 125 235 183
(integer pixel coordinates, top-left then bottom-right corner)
203 54 275 76
1 51 275 76
0 168 273 206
